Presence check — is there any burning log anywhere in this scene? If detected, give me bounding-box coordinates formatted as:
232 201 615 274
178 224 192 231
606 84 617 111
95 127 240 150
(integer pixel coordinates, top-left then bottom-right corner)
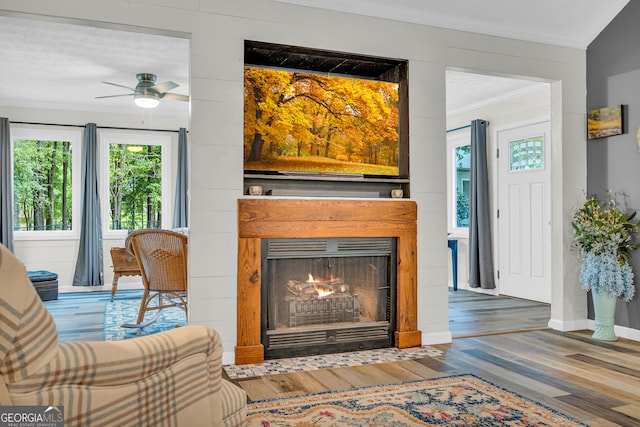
286 274 360 327
287 275 350 298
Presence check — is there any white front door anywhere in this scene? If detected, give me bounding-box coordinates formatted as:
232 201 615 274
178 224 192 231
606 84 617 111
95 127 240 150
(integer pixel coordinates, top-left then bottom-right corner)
497 121 551 303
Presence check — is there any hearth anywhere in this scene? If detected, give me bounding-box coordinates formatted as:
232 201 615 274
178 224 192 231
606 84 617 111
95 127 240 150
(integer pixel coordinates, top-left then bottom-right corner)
262 237 396 359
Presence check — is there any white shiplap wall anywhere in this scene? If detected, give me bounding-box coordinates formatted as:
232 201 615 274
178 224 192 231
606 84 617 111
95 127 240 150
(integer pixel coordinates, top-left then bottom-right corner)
0 0 587 363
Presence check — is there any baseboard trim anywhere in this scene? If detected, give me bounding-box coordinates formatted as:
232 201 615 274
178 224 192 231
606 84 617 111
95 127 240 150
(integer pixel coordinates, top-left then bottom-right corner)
421 331 452 345
549 318 640 342
596 321 640 342
547 318 589 331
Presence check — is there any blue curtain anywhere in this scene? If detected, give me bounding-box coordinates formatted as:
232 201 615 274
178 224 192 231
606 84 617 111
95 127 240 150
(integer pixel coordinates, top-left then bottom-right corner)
172 127 188 228
468 119 495 289
0 117 14 252
73 123 103 286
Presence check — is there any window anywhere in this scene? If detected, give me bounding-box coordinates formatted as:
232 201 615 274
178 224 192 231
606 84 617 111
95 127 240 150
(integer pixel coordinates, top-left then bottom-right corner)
509 135 544 171
447 129 471 233
100 132 171 236
11 127 81 239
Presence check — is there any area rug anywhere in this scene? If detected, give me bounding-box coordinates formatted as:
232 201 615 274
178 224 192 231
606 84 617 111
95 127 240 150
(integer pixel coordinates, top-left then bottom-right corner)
104 299 186 341
224 346 443 379
246 374 587 427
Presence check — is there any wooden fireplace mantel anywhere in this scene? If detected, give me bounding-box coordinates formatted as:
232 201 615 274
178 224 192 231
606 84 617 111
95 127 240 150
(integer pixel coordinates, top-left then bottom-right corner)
235 198 421 364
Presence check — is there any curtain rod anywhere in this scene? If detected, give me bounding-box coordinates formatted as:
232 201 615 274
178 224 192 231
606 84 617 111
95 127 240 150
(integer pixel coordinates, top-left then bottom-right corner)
10 121 184 133
446 124 470 133
446 120 490 133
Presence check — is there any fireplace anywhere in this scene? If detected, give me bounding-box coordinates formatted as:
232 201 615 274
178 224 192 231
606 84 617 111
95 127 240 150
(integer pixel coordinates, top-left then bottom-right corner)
262 238 396 359
236 198 421 365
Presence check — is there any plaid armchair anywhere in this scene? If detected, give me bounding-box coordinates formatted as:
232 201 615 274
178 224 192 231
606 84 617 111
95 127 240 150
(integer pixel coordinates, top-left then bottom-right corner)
0 244 246 427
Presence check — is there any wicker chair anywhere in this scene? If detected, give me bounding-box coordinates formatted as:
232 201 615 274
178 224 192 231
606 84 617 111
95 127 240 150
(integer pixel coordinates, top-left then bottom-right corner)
124 229 188 328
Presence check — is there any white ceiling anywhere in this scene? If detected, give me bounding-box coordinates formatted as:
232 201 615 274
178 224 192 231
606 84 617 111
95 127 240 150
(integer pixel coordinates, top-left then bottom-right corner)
276 0 629 49
0 15 190 118
0 1 629 118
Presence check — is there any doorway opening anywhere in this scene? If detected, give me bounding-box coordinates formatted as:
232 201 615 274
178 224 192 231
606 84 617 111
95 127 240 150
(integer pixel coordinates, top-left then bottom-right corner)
445 69 552 337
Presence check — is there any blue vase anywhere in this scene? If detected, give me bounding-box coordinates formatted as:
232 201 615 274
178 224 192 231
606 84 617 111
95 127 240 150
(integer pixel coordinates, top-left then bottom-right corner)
592 292 618 341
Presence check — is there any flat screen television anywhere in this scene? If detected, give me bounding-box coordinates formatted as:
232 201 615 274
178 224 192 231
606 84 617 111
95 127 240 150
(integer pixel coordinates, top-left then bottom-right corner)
243 41 408 181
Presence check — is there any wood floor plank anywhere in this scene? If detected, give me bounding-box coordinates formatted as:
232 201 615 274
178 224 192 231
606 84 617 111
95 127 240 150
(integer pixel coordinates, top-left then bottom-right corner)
613 404 640 420
463 333 640 404
374 359 436 381
351 363 411 384
462 339 636 402
324 365 384 389
556 394 640 427
448 290 551 337
439 342 571 398
237 377 287 401
306 368 354 391
283 370 329 395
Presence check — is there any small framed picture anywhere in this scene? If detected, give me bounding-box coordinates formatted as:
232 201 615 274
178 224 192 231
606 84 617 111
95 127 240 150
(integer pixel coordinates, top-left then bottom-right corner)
587 105 624 140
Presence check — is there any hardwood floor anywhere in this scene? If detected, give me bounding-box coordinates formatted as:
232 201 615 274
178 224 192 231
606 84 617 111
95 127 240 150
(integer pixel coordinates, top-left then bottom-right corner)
44 289 141 341
46 289 640 426
231 329 640 426
228 292 639 426
448 288 551 337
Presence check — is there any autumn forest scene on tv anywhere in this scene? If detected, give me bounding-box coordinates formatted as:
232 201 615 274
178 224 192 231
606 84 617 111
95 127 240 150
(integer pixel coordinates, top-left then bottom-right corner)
244 67 399 176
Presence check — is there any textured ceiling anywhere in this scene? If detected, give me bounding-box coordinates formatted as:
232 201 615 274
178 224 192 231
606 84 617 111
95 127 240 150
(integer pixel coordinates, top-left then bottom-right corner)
0 1 629 119
0 15 189 118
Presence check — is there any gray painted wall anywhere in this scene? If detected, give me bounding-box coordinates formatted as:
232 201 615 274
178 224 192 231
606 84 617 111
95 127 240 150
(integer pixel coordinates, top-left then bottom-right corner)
587 0 640 328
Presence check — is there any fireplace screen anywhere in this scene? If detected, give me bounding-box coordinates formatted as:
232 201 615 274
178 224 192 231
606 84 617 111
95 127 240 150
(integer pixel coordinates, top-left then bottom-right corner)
262 238 396 359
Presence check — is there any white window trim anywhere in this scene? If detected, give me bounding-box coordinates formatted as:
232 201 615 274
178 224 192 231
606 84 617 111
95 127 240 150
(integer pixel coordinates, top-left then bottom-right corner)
446 128 471 237
11 126 82 240
99 131 172 239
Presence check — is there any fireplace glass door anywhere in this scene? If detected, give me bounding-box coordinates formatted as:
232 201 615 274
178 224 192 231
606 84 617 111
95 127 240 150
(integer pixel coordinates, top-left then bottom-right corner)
262 238 396 359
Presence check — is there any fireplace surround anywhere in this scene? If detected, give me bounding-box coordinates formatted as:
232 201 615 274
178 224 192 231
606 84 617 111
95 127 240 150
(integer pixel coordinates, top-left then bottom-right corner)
236 198 421 364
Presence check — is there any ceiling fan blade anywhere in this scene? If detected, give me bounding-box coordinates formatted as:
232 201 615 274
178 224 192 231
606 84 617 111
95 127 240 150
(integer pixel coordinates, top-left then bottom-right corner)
95 93 134 99
151 80 179 94
160 93 189 102
101 81 136 91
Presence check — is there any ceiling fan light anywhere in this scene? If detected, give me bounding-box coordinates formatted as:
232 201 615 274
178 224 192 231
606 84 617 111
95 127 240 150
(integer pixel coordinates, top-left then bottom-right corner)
134 93 159 108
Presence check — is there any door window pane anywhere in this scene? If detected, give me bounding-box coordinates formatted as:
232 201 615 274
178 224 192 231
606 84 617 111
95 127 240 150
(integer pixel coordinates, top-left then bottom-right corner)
510 135 544 171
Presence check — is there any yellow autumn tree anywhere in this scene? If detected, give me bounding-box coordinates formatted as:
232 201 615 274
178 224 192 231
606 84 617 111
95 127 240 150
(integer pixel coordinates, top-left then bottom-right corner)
244 67 399 174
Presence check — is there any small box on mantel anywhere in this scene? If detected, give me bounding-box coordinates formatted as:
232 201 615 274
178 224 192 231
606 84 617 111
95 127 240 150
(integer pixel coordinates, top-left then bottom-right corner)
27 270 59 301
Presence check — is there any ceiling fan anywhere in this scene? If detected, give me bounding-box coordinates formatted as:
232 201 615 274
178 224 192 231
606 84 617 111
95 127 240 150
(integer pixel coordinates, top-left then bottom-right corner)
96 73 189 108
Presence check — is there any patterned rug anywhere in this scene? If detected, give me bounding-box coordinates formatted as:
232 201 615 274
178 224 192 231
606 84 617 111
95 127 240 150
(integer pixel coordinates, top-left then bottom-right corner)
247 374 587 427
104 299 186 341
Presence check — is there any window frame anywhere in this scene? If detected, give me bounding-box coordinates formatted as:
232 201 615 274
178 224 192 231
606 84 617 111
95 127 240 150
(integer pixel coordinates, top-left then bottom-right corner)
10 125 82 240
446 128 471 236
99 131 172 239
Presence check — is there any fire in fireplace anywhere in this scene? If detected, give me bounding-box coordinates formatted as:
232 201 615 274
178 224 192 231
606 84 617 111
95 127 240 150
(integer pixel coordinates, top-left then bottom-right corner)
262 237 396 359
287 273 360 327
